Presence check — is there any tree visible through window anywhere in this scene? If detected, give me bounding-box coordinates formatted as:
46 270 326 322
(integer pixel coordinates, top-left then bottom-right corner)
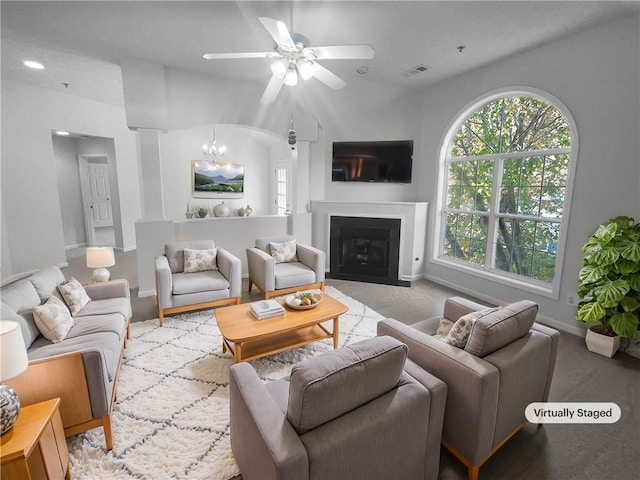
440 95 572 287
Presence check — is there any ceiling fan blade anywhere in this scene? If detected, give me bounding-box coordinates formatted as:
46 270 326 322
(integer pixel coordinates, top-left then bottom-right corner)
311 63 346 90
259 17 295 48
309 45 375 60
261 74 285 104
203 52 274 60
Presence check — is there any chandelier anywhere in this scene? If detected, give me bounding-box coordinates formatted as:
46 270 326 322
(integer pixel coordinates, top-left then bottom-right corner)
202 126 227 160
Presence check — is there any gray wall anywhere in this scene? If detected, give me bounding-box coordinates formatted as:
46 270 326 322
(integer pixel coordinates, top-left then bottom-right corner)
417 17 640 334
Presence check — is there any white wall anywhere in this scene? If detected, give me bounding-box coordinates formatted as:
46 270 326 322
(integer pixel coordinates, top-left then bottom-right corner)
52 136 86 248
1 81 141 280
299 79 424 203
158 124 278 219
417 17 640 334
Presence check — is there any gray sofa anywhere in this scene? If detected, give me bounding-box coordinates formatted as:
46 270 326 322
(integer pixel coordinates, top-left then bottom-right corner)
378 297 560 480
1 265 131 451
229 336 447 480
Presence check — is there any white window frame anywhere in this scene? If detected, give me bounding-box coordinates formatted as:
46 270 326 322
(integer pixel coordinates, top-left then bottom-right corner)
274 161 291 215
432 87 579 299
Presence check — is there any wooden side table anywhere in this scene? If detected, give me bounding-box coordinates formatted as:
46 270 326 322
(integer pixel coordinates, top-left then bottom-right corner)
1 398 71 480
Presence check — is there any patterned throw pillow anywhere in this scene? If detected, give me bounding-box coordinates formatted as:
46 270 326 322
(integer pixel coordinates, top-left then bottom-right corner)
33 296 74 343
269 240 298 263
435 307 501 348
57 277 91 315
433 317 454 341
183 248 218 273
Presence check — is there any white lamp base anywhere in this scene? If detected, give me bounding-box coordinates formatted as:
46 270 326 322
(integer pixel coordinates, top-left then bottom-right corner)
92 267 111 283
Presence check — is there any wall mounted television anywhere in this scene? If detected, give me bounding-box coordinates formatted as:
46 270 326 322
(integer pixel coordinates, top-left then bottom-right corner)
332 140 413 183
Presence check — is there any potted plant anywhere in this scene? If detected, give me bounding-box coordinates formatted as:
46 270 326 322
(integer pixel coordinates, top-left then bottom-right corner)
576 216 640 357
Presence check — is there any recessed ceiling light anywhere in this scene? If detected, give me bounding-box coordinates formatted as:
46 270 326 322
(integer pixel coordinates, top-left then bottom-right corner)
55 131 70 136
23 60 44 70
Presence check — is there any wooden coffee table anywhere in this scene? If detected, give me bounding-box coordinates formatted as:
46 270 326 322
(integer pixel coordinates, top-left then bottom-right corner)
216 294 348 362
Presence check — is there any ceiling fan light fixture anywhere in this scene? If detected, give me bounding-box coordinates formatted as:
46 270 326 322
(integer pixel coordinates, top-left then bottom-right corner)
284 67 298 86
271 59 287 79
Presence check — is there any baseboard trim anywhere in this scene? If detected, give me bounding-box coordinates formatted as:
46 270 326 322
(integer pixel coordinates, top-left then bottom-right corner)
138 289 156 298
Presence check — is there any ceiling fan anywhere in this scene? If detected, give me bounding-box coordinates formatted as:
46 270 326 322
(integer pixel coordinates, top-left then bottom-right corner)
203 17 375 104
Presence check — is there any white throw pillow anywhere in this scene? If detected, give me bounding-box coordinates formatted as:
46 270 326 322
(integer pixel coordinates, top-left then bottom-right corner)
33 296 74 343
183 248 218 273
57 277 91 315
269 240 298 263
435 307 501 348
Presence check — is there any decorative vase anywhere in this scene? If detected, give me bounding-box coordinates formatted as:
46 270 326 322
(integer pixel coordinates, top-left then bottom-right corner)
585 325 620 358
195 207 208 219
0 384 21 435
245 205 253 216
237 206 245 217
213 201 230 217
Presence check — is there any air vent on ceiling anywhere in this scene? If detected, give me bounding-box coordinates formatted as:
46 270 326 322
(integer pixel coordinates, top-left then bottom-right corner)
403 64 431 77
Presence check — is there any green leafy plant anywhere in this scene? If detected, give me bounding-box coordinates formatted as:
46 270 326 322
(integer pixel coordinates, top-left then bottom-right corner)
576 216 640 337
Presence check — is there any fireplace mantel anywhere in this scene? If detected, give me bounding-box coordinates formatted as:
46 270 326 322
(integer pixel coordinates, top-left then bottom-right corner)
310 201 429 282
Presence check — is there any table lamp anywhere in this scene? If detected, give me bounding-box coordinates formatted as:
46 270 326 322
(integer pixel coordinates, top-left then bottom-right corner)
0 321 29 435
86 246 115 282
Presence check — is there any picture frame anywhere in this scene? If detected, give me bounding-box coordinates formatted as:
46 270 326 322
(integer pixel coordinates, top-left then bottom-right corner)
191 160 244 199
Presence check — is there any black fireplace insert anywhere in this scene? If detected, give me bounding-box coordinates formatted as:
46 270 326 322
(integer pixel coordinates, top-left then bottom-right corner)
329 216 409 286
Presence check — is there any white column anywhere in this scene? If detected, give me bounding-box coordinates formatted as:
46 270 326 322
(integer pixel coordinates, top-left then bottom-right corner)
136 130 165 220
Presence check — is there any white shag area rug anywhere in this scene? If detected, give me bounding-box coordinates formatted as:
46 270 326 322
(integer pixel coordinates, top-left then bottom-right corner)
67 286 382 479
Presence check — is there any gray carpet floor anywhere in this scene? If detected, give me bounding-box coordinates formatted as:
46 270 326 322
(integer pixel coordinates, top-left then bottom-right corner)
63 248 640 480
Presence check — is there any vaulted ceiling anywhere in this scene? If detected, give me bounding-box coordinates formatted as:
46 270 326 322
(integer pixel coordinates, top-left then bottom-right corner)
2 1 638 108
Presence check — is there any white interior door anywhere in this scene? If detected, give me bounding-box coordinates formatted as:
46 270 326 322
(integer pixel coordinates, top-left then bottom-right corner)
79 156 113 246
87 163 113 227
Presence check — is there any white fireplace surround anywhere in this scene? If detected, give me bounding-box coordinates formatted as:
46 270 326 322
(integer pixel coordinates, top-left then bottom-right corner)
311 201 428 282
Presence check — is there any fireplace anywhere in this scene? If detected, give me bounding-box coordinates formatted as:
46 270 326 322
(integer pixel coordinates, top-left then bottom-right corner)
329 216 409 286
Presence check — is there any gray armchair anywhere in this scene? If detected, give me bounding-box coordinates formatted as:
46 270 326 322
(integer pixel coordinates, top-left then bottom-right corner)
246 235 325 298
229 336 447 480
377 297 560 480
154 240 241 326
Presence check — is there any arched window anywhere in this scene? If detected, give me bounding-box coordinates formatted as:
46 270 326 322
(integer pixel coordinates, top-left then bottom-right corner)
436 90 576 296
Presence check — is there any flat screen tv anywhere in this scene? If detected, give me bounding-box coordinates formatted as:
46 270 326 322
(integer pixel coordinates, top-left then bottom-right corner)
332 140 413 183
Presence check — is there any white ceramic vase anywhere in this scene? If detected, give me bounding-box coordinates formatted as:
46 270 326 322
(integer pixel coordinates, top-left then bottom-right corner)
213 201 230 217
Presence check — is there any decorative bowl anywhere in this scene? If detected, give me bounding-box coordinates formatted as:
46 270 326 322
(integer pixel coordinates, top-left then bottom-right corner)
285 292 322 310
194 208 208 218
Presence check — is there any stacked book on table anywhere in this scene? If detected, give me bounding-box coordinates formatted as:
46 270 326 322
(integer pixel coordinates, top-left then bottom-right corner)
250 299 285 320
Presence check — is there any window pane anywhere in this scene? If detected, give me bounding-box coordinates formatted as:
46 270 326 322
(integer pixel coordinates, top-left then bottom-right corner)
541 186 565 218
450 97 571 158
543 154 569 187
446 160 493 212
443 213 487 265
447 185 461 209
518 186 542 216
495 218 559 281
460 187 476 210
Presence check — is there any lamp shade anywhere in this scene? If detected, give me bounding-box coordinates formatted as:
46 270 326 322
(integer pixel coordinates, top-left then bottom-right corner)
0 321 28 382
86 247 115 268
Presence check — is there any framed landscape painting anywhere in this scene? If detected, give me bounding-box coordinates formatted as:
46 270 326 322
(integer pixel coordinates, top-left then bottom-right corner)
191 160 244 198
